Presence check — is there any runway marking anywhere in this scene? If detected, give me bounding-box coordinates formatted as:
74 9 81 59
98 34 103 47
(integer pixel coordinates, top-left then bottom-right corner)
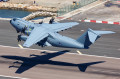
0 45 120 60
76 50 82 54
18 44 23 49
0 75 28 79
69 53 120 60
81 30 84 32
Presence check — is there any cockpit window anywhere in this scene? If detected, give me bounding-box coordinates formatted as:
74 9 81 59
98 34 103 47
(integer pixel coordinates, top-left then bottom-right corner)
13 18 16 21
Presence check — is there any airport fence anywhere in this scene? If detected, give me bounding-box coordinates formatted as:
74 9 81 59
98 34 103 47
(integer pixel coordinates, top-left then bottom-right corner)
57 0 98 16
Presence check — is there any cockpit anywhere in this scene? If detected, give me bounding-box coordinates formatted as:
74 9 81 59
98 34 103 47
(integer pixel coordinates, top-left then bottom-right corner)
13 18 17 21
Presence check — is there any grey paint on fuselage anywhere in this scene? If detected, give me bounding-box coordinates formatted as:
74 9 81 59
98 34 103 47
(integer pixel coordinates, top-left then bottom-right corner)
10 18 115 49
47 33 84 49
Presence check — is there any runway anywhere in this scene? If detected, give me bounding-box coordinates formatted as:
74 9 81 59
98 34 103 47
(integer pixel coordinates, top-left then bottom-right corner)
0 20 120 79
0 20 120 57
0 45 120 79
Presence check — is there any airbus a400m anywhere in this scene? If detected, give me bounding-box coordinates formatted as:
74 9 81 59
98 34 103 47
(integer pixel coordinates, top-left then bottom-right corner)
10 18 115 49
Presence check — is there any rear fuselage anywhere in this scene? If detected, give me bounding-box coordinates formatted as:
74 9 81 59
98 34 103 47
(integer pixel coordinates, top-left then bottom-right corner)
47 33 84 49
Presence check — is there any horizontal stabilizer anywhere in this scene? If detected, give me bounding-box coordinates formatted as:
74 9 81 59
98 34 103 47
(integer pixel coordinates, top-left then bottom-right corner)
92 30 115 35
88 28 115 43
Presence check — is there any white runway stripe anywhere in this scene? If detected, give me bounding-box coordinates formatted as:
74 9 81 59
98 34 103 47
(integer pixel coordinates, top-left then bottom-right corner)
0 75 28 79
0 45 120 60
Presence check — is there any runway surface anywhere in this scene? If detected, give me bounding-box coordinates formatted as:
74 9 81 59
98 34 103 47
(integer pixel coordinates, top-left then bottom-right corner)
0 20 120 57
0 45 120 79
0 20 120 79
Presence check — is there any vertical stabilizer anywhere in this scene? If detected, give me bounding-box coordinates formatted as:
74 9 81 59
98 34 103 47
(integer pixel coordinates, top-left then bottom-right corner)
77 28 115 49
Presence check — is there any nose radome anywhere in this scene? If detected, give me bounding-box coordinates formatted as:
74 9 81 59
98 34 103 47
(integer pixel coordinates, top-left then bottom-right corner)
10 18 17 24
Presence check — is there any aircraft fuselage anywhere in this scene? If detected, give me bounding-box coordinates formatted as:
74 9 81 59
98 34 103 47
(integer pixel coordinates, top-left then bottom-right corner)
10 18 84 49
10 18 114 49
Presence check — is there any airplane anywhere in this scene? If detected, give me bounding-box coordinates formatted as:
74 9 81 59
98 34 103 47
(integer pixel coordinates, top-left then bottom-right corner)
10 18 115 49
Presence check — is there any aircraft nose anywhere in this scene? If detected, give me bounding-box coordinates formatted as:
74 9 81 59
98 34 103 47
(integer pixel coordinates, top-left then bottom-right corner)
10 18 17 24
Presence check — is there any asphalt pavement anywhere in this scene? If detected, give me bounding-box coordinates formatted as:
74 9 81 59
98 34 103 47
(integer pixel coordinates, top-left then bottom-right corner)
0 46 119 79
0 20 120 57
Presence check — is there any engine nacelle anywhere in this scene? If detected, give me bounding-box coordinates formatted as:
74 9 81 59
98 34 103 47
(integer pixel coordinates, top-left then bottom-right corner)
24 30 31 35
22 27 33 35
18 35 28 42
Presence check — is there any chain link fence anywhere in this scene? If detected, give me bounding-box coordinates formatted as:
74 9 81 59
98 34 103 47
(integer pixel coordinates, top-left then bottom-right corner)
57 0 98 16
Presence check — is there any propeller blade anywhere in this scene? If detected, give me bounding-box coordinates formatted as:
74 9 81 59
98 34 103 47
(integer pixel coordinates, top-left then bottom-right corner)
17 35 21 42
21 26 27 33
49 17 55 24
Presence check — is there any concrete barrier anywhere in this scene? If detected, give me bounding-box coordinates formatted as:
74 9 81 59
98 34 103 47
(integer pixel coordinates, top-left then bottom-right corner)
23 11 57 20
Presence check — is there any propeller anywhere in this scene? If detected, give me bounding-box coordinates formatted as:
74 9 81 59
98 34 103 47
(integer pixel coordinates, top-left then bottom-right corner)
16 30 20 33
21 26 27 33
49 17 55 24
39 20 43 24
17 35 24 48
17 35 21 42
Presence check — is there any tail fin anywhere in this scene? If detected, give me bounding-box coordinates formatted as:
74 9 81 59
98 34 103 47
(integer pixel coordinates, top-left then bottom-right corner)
77 28 115 49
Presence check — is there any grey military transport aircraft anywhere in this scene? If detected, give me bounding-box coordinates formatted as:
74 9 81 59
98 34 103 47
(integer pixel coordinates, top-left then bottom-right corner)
10 18 115 49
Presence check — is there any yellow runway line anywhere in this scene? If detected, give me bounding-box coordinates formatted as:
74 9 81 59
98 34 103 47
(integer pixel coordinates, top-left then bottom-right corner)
76 50 82 54
18 44 23 48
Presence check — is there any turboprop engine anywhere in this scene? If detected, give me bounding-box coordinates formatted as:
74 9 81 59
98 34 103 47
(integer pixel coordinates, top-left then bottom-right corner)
17 35 28 42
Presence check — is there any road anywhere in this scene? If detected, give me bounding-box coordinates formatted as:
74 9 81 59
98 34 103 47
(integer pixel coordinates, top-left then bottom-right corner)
0 20 120 57
0 45 120 79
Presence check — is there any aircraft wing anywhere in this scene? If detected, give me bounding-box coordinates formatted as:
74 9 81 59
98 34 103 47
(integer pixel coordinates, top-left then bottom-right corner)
23 27 48 47
45 22 79 32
